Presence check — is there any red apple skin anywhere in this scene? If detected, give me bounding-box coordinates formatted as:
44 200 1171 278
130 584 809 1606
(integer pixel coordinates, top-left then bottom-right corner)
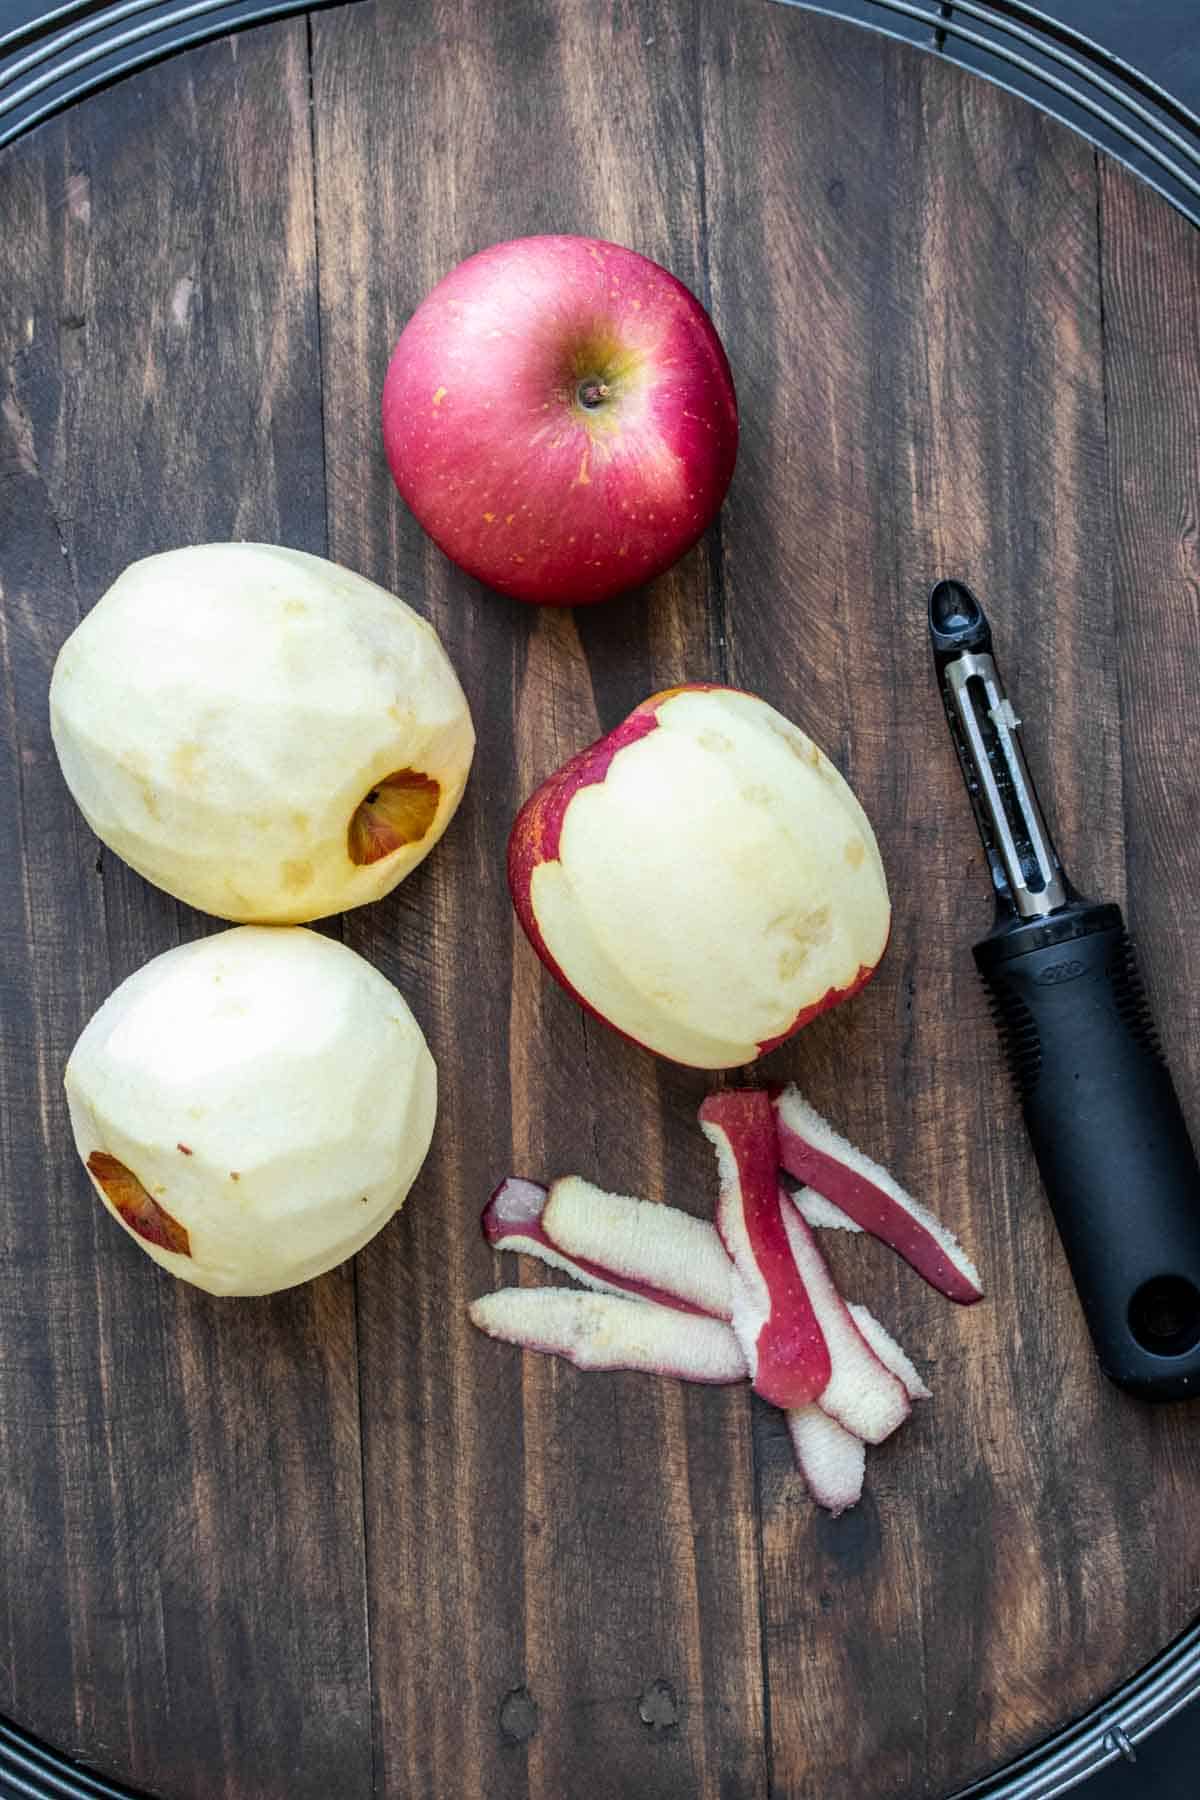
754 941 887 1056
776 1115 983 1305
508 686 689 1050
701 1089 831 1409
381 236 738 606
507 683 882 1062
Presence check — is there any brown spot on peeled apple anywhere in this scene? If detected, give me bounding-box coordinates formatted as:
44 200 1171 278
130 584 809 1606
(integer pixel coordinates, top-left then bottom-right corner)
86 1152 191 1257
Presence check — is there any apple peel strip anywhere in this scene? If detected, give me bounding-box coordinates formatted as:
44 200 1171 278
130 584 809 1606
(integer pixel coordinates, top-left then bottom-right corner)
468 1288 746 1384
779 1198 911 1444
700 1089 832 1410
775 1085 984 1305
485 1171 932 1404
848 1302 932 1401
788 1304 931 1514
486 1180 930 1398
794 1188 862 1233
476 1152 936 1513
787 1406 867 1516
485 1176 728 1315
540 1175 734 1319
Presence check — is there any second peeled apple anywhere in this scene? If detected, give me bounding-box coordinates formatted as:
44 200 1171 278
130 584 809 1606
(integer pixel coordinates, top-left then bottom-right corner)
49 543 476 923
509 686 891 1068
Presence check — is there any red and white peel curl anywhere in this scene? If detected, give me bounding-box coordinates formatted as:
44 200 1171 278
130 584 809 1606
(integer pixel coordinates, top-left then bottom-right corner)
483 1177 701 1311
472 1085 959 1517
775 1085 983 1304
778 1199 910 1444
700 1089 831 1409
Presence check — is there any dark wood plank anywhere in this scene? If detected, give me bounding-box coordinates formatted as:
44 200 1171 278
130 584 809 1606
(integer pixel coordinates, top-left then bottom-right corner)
0 25 370 1800
1100 152 1200 1633
309 4 766 1798
701 6 1195 1796
4 7 1200 1800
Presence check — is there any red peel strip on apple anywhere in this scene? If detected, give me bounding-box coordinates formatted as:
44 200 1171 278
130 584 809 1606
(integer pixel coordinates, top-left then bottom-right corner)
778 1198 910 1444
468 1287 746 1384
483 1177 706 1314
775 1086 984 1305
506 686 746 1063
754 958 881 1058
786 1406 867 1516
699 1089 832 1410
506 713 659 1043
510 705 661 874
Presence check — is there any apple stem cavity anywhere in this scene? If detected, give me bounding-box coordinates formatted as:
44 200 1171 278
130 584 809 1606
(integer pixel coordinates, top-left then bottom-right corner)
577 378 611 409
348 768 441 866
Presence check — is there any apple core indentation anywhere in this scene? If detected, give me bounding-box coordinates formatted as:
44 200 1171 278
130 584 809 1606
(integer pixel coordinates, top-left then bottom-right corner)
348 769 441 865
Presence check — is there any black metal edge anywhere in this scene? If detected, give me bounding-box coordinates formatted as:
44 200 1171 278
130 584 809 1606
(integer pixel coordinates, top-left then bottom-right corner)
3 0 1200 222
0 0 341 145
1 1717 154 1797
6 1619 1200 1798
773 0 1200 231
1 1 1199 1796
952 1619 1200 1798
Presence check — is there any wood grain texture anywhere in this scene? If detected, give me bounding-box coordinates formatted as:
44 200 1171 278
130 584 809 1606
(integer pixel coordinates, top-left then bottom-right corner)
1 3 1200 1798
1099 155 1200 1635
0 23 370 1800
697 11 1149 1796
309 4 764 1797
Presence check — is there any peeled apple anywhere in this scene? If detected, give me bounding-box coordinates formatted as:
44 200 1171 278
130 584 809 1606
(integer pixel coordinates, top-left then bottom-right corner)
64 927 436 1295
49 543 476 923
508 684 891 1068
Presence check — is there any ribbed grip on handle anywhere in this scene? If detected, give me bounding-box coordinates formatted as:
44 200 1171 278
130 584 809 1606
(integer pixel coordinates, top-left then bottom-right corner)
975 904 1200 1399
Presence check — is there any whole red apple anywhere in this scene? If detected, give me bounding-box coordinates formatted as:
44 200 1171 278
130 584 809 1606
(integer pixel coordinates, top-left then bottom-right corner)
381 235 738 606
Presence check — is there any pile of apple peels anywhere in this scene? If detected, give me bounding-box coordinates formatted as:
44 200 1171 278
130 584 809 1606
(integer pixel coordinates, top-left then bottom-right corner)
471 1085 982 1515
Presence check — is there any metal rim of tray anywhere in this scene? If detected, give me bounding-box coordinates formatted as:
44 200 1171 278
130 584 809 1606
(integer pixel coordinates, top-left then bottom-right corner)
1 2 1199 1798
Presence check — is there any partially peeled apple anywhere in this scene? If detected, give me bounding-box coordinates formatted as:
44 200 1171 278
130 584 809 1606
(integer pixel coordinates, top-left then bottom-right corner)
64 927 437 1295
508 685 891 1068
49 543 475 923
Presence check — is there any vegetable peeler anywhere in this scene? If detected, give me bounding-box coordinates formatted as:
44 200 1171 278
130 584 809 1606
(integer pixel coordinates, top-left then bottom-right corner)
929 579 1200 1399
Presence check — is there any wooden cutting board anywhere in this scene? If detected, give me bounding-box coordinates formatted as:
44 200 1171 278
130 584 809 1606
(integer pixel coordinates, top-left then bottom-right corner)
3 3 1200 1796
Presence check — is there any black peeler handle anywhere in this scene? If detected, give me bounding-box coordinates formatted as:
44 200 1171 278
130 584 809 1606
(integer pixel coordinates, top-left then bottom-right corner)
975 901 1200 1399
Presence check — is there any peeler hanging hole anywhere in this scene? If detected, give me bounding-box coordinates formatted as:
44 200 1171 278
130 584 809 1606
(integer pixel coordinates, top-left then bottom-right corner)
929 580 983 640
1128 1276 1200 1358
